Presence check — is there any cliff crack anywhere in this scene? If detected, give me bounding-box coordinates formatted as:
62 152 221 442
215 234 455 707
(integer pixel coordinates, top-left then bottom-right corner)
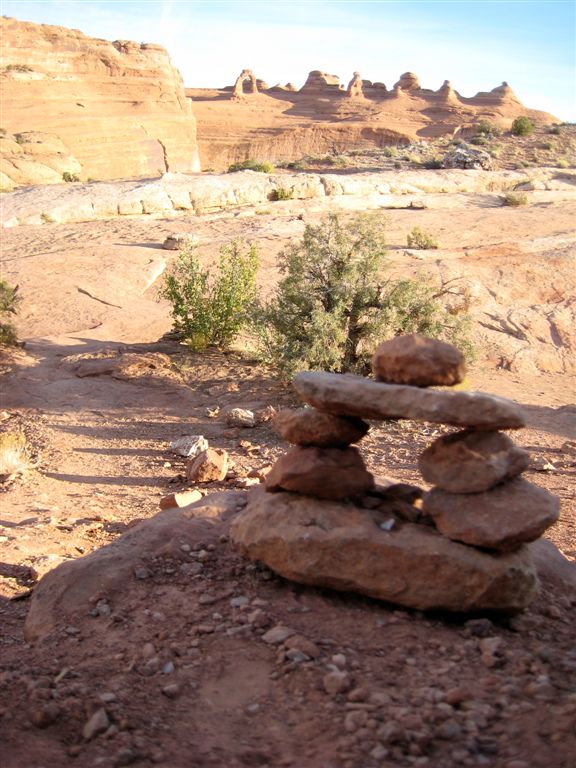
77 287 122 309
158 139 169 172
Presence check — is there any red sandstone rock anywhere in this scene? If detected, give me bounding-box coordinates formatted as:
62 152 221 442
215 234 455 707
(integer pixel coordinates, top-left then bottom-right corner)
272 407 368 447
0 17 200 186
186 448 228 483
372 334 466 387
293 371 526 430
265 446 374 500
423 477 560 551
230 486 538 613
159 489 203 509
419 430 530 493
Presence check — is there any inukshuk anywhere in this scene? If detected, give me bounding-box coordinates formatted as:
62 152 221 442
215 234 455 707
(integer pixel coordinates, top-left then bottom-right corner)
231 334 560 613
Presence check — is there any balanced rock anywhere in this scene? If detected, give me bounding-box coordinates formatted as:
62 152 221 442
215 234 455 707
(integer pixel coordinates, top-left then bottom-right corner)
372 334 466 387
231 487 538 613
293 372 526 430
423 477 560 551
265 445 374 500
186 448 228 483
272 407 369 447
419 430 530 493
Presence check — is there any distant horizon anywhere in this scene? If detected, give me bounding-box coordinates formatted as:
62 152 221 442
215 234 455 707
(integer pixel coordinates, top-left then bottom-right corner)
2 1 574 121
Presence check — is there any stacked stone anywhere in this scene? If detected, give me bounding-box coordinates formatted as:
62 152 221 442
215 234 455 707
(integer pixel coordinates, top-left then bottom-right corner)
265 408 373 500
231 334 560 614
371 335 560 554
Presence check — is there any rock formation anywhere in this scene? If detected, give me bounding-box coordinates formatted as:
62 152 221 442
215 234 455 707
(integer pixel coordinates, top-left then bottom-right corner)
394 72 421 91
0 17 200 186
300 70 343 93
188 68 557 172
231 334 561 612
232 69 259 97
346 72 365 99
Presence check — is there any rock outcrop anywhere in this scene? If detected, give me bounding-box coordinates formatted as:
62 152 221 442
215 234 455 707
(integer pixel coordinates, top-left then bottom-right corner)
346 72 365 99
0 17 200 186
232 69 259 97
300 70 342 93
394 72 421 91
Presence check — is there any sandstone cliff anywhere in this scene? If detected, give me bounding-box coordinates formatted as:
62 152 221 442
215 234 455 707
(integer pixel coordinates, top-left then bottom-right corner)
0 17 200 187
188 70 557 172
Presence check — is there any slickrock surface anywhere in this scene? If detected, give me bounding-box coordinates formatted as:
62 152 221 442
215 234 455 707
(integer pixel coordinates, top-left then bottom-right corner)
0 17 200 186
293 371 527 429
424 478 560 551
419 429 530 493
264 445 374 500
231 487 538 612
372 334 466 387
272 407 369 447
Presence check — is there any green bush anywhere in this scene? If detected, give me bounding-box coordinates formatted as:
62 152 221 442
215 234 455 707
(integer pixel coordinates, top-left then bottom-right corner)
511 116 534 136
0 280 20 347
161 241 258 351
422 157 443 169
253 213 472 377
228 159 274 173
407 227 439 250
501 192 528 207
62 171 80 182
475 120 499 137
271 186 294 201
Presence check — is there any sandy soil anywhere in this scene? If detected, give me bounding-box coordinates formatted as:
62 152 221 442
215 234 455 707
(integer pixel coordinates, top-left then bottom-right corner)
0 184 575 768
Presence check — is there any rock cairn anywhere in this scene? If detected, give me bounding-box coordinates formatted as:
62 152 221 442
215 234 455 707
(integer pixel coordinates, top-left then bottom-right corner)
231 334 560 613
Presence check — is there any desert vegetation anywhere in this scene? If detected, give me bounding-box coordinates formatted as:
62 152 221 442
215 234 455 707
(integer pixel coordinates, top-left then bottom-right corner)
228 158 274 173
0 279 20 346
511 116 535 136
406 226 439 250
162 214 473 378
161 240 259 351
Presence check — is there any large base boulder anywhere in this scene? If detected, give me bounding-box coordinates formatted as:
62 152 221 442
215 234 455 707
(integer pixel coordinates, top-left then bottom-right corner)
231 486 538 613
24 492 244 642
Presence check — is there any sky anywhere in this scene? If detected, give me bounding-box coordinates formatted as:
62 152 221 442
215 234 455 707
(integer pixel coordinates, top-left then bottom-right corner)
2 0 575 120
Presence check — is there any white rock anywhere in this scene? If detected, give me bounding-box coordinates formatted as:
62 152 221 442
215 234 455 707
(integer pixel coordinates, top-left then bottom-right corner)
169 435 208 458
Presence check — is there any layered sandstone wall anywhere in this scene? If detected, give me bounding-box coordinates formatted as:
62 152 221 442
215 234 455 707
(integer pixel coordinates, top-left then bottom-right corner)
189 70 557 172
0 17 200 186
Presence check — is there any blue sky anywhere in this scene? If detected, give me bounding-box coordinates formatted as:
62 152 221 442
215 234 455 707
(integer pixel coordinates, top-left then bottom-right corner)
2 1 575 119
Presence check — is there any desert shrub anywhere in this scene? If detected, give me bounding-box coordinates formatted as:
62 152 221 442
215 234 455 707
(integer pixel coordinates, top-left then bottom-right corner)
5 64 33 73
161 240 258 351
475 120 500 137
382 146 398 158
501 192 528 207
407 227 439 250
0 430 31 479
511 116 534 136
556 158 569 169
252 213 472 377
228 159 274 173
540 141 553 151
0 280 20 347
270 186 294 201
62 171 80 183
469 135 489 146
546 125 561 135
422 157 443 169
41 212 55 224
